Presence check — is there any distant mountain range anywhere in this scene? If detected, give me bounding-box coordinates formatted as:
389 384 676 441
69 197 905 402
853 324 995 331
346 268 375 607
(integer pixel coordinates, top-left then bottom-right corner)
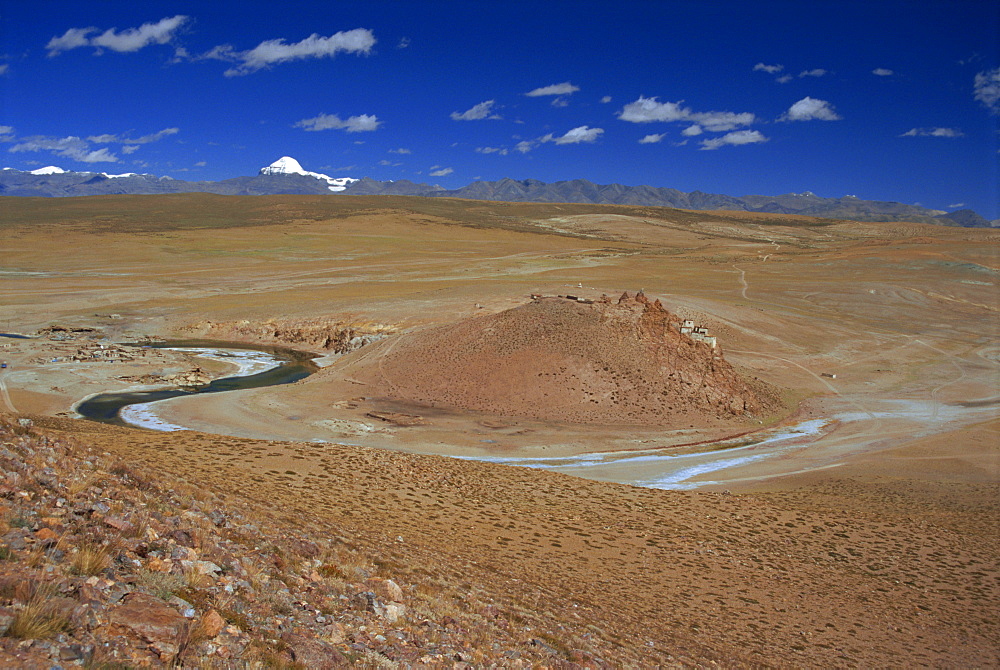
2 157 994 228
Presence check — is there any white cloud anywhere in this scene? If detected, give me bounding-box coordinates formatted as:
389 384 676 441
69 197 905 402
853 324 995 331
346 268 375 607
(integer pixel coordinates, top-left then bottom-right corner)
476 146 509 155
378 159 400 166
618 96 690 123
540 125 604 145
550 97 569 108
294 113 381 132
221 28 375 76
689 111 755 132
121 145 140 154
872 68 894 76
799 68 827 78
776 74 793 84
600 96 612 103
47 16 188 56
699 130 768 150
429 167 453 176
10 135 118 162
47 28 94 55
87 127 179 144
753 63 783 74
515 140 534 154
388 147 411 154
0 64 8 76
948 203 965 208
619 97 755 131
681 124 703 137
78 148 118 162
450 100 501 121
525 81 580 97
129 127 179 143
0 126 14 135
899 127 964 138
194 160 206 167
780 96 842 121
638 134 665 144
974 67 1000 114
397 37 411 49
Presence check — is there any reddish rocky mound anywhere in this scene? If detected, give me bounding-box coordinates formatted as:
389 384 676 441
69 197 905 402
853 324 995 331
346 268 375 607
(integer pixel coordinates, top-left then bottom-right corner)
338 293 779 426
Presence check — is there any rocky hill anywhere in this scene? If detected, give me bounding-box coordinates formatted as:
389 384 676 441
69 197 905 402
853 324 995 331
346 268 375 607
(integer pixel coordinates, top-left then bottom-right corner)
335 293 779 427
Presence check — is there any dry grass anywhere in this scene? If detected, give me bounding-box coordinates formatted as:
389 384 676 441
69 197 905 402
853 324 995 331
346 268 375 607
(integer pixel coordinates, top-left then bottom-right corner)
134 569 186 600
4 585 69 640
70 541 112 576
183 565 213 590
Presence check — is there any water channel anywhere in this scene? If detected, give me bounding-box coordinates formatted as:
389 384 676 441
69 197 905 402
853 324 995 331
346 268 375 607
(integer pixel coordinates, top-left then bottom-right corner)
79 340 976 494
75 340 318 428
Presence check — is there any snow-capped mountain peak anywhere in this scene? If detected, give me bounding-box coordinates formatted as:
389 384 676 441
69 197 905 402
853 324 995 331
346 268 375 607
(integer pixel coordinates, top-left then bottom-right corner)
259 156 358 192
30 166 67 175
259 156 306 176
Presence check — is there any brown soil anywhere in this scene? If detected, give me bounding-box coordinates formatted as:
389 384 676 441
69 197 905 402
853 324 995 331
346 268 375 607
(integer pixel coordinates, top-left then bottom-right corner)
0 194 997 666
13 414 996 668
335 292 780 427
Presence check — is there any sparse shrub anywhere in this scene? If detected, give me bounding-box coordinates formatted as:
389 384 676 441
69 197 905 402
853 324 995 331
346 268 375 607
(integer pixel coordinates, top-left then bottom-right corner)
243 639 300 668
24 545 46 569
0 546 12 561
318 563 347 579
134 570 186 600
71 542 111 576
183 565 212 589
110 460 144 483
260 588 294 615
10 516 31 529
4 586 68 640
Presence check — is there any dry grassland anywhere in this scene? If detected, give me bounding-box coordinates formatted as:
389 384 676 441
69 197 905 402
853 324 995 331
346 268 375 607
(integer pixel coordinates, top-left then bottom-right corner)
1 194 997 666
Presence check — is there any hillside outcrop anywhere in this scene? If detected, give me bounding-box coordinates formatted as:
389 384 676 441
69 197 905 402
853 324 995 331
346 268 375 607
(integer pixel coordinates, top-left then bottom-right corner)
337 293 779 426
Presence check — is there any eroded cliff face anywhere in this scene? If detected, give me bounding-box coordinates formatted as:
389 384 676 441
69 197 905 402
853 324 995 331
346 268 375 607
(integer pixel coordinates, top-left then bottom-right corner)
337 293 780 426
184 318 393 354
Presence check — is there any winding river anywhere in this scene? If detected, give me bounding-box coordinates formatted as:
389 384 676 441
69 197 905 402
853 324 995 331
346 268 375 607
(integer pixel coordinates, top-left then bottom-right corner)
74 342 994 492
75 341 318 429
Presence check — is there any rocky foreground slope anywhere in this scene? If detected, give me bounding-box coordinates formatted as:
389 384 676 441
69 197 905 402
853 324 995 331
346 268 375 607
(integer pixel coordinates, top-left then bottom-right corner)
0 417 613 668
337 293 780 427
2 413 997 668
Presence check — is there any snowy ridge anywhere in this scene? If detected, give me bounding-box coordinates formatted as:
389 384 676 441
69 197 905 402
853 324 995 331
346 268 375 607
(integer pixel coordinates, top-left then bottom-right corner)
29 166 67 175
258 156 358 192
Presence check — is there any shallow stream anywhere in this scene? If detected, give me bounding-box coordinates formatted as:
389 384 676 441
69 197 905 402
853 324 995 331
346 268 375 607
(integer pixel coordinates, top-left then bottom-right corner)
75 340 317 429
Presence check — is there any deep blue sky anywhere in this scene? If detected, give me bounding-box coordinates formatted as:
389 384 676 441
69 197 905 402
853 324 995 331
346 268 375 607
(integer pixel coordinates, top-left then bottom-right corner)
2 1 998 217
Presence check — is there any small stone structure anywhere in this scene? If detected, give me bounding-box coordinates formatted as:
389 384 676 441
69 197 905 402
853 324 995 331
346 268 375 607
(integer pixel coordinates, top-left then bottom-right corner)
678 320 716 348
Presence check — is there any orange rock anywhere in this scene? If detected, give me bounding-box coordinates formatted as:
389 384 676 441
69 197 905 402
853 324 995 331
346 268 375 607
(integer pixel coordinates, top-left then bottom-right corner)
110 593 189 664
199 609 226 638
34 527 59 543
145 557 172 573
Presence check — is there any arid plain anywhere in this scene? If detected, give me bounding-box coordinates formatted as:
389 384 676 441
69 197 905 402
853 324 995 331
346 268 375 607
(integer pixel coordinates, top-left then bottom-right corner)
1 194 997 666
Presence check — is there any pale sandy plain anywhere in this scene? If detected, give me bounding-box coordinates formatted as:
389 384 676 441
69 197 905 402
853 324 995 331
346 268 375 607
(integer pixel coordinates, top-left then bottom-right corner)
1 194 998 665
